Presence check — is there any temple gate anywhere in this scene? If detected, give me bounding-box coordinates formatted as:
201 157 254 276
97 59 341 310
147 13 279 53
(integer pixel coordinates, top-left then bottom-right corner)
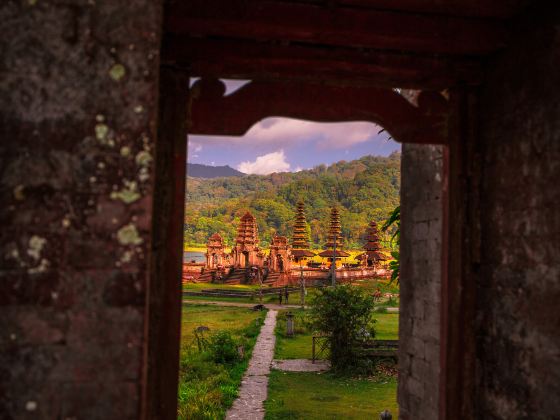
205 233 227 269
269 235 291 272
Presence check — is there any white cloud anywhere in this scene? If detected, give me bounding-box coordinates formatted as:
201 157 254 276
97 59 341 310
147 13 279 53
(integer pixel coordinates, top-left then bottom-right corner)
238 150 291 175
189 141 203 153
191 118 380 151
250 118 379 150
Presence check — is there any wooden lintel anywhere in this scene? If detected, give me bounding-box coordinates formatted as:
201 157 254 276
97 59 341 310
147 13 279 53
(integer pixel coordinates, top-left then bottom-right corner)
165 0 509 56
163 37 483 89
188 78 449 145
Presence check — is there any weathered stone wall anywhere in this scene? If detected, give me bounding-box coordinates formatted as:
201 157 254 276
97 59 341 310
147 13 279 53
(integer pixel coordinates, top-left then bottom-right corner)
398 143 443 419
0 1 162 418
475 7 560 418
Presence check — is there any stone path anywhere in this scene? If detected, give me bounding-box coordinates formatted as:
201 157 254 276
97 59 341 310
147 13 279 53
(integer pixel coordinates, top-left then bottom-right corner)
271 359 330 372
226 309 278 420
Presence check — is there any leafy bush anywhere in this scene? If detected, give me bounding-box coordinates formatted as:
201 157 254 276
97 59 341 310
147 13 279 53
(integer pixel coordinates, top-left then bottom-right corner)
208 330 241 364
177 310 267 419
308 285 376 372
382 206 400 283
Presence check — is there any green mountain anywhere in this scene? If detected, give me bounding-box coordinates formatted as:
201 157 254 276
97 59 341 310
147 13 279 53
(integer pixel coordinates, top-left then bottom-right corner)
187 163 245 178
185 152 401 249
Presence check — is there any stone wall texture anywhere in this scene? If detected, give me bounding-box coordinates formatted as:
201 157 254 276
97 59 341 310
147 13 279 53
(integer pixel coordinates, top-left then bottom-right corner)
0 1 162 418
398 143 443 419
475 7 560 418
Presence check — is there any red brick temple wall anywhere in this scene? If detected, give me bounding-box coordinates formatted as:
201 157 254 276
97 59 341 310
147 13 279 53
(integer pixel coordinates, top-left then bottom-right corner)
0 2 163 418
398 144 444 419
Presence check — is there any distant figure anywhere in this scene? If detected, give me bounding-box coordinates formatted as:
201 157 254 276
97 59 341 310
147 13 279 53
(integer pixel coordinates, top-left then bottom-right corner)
284 286 289 304
278 291 283 305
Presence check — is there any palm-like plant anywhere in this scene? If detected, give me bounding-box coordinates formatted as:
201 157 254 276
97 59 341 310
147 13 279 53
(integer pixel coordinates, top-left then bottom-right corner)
381 206 400 283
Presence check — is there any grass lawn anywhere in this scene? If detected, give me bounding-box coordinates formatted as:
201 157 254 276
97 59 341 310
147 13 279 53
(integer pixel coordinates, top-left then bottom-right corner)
180 304 264 343
183 282 261 291
274 310 399 360
264 370 398 419
183 282 304 304
178 304 267 419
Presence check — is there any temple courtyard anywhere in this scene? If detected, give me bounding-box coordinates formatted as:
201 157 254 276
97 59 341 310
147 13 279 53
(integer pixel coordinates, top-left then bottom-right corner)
179 278 399 419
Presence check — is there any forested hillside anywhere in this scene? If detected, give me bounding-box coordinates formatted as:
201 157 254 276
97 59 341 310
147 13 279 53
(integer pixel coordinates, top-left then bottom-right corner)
185 153 400 249
187 163 245 178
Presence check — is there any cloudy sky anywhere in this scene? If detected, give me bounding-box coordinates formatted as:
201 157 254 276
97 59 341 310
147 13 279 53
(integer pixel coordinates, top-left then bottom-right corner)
188 80 401 174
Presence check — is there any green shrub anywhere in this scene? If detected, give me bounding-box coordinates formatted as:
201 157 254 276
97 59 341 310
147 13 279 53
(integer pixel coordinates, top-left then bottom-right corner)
208 330 241 364
308 285 376 372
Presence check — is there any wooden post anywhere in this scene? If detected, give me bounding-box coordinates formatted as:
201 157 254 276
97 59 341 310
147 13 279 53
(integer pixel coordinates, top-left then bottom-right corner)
312 336 316 364
143 66 189 420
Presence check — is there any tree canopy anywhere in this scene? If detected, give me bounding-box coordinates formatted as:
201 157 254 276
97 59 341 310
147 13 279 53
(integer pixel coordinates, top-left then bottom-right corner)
184 153 401 249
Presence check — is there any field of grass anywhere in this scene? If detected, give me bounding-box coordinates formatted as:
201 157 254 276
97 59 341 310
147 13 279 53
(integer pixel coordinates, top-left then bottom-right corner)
183 282 305 304
183 282 261 291
274 310 398 360
178 304 267 419
264 370 398 419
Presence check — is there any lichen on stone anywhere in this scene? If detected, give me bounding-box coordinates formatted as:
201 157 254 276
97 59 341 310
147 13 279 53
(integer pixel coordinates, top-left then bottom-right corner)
138 167 150 182
95 123 109 141
135 150 152 167
109 64 126 81
120 249 134 263
117 224 143 245
110 179 140 204
29 258 50 274
120 146 131 157
28 236 47 260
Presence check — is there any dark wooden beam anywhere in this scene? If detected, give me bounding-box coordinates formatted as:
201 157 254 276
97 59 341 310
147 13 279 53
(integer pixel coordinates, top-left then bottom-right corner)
295 0 529 19
188 78 449 145
165 0 509 56
163 37 482 89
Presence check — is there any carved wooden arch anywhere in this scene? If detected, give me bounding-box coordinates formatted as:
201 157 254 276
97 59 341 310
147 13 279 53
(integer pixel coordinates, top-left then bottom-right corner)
188 78 449 145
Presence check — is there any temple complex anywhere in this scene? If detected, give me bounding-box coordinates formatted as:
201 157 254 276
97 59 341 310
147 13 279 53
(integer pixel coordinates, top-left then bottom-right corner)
232 212 263 267
361 221 387 267
290 201 316 265
193 205 380 285
318 207 350 267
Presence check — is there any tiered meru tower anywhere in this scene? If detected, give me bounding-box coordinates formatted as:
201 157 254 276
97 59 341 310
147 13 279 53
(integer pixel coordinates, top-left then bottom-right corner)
232 212 262 267
362 221 387 267
319 207 349 264
291 201 315 263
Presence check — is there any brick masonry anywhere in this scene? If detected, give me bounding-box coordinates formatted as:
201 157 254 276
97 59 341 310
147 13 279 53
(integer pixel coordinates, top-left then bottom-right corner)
475 7 560 418
0 1 162 418
398 143 443 419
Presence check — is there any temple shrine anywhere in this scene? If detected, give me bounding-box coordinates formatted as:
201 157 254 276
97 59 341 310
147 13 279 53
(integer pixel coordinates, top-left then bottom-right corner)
205 233 229 269
317 207 350 268
290 201 316 265
232 212 264 267
361 221 388 268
